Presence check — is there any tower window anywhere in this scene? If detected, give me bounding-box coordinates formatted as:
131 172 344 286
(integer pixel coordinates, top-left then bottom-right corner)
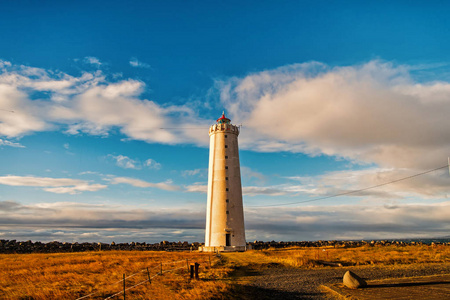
226 199 229 203
226 177 228 180
225 145 228 148
225 156 228 159
225 135 227 138
225 166 228 169
226 211 229 214
226 188 229 191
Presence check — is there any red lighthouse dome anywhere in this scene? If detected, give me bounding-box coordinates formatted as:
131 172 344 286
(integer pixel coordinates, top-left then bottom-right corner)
216 111 231 124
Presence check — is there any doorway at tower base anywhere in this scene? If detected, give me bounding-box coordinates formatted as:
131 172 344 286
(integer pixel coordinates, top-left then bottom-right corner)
199 245 250 252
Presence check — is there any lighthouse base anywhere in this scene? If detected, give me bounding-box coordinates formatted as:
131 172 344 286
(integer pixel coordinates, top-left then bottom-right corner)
199 245 248 252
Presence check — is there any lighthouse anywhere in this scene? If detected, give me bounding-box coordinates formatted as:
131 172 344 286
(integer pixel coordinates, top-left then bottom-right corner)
201 112 246 252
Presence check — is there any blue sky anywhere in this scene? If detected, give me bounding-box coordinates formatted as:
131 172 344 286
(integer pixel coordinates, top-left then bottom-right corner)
1 1 450 243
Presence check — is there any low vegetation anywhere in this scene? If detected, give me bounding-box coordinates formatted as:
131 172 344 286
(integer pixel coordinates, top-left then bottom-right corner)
0 251 232 300
1 244 450 299
224 244 450 268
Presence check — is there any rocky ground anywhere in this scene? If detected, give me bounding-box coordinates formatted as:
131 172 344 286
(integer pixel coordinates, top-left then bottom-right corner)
231 262 450 299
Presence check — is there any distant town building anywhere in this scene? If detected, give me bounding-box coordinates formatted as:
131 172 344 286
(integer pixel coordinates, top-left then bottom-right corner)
200 112 246 252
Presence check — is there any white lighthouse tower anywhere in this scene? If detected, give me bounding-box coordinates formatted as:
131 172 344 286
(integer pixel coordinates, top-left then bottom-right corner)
201 112 246 252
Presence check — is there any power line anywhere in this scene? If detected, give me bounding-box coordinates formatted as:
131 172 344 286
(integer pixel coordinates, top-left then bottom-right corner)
247 164 450 208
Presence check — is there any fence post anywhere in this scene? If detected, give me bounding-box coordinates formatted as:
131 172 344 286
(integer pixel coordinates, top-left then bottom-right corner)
190 263 195 279
147 267 151 284
194 262 199 280
123 274 126 300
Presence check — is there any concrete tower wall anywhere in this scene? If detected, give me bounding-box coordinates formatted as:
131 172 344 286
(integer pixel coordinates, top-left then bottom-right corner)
203 120 246 252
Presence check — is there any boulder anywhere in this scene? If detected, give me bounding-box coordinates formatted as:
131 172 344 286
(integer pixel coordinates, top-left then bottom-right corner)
343 270 367 289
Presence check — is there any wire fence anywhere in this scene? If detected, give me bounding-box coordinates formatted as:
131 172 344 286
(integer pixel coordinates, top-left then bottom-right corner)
75 255 220 300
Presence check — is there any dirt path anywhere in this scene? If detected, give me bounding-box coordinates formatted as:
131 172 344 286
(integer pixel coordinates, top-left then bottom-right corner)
227 262 450 299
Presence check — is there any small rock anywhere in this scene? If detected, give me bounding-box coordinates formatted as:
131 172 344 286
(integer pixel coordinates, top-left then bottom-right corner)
343 270 367 289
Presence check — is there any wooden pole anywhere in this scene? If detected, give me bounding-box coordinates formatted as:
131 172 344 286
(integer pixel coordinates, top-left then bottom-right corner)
123 274 126 300
147 267 151 284
194 262 199 280
190 264 195 279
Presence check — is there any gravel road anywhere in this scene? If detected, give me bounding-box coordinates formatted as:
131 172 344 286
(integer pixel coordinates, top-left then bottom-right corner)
235 263 450 299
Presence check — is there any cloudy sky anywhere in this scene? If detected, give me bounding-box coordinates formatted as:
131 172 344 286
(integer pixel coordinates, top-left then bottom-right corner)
1 1 450 243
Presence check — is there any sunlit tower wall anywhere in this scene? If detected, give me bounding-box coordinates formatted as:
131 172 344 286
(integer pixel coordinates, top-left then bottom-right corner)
200 113 246 252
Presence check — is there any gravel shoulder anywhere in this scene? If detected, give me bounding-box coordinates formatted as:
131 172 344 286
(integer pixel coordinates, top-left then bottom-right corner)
228 262 450 299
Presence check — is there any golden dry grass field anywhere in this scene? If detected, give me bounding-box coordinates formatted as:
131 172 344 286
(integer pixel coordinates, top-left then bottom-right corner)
229 244 450 268
1 244 450 299
0 251 231 300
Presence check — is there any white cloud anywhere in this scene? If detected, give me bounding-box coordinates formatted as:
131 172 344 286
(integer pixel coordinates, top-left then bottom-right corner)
2 58 450 202
0 139 25 148
109 176 180 191
129 57 151 68
83 56 102 66
0 60 210 144
182 169 206 177
2 199 450 242
108 154 141 169
0 200 204 242
219 60 450 171
107 155 161 170
78 171 101 176
0 83 50 137
241 166 266 182
63 143 69 150
244 201 450 241
283 166 450 202
185 183 207 193
144 158 161 170
0 175 107 194
243 186 288 196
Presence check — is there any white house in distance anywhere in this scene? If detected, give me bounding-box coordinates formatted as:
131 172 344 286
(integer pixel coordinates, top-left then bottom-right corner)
200 112 247 252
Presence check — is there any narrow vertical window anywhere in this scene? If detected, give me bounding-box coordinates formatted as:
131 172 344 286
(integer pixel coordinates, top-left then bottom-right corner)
225 166 228 169
225 145 228 148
